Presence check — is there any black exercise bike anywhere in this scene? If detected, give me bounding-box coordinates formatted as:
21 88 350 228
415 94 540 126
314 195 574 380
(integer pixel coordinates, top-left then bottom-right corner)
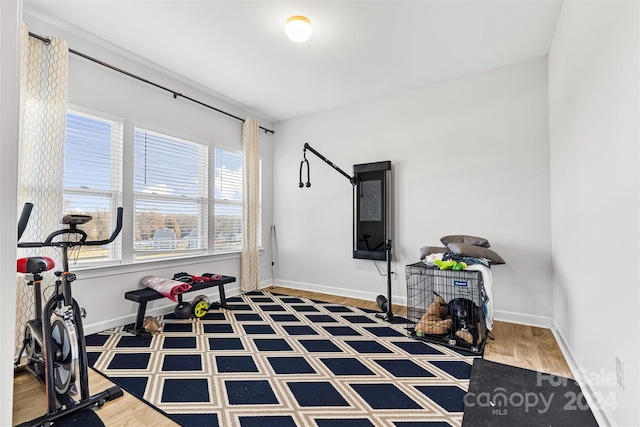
15 203 124 427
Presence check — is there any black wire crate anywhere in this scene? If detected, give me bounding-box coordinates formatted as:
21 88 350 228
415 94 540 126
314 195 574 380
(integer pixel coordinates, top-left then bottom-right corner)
405 262 488 354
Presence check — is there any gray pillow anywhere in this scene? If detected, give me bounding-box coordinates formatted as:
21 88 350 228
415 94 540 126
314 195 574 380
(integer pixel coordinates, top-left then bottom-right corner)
419 246 449 260
446 242 505 264
441 234 491 248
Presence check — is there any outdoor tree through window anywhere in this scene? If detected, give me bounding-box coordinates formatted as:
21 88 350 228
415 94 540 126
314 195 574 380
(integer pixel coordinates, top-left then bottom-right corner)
133 128 208 260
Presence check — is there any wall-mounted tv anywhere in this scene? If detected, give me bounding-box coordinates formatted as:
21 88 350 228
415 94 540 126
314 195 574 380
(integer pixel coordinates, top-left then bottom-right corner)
353 161 391 261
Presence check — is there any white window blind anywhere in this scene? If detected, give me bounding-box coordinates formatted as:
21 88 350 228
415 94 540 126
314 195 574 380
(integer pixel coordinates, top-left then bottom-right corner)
63 109 123 263
214 147 243 253
134 128 208 260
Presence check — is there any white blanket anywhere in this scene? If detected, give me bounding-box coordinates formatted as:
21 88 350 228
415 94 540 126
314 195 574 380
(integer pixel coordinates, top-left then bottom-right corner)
464 264 494 330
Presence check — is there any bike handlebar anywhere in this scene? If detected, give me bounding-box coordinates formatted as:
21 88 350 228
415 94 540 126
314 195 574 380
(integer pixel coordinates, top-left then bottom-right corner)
83 207 123 246
17 204 124 248
17 203 33 241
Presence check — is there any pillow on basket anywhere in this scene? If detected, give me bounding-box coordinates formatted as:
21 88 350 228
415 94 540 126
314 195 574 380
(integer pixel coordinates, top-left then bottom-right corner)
446 242 505 264
441 234 491 248
419 246 449 260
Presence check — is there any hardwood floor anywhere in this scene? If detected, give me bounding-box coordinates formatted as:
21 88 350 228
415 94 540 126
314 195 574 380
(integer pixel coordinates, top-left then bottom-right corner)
12 368 179 427
484 319 572 378
12 285 571 426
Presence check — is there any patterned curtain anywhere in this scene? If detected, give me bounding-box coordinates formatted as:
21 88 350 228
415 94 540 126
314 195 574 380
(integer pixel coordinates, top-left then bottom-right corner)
15 23 68 352
241 119 260 292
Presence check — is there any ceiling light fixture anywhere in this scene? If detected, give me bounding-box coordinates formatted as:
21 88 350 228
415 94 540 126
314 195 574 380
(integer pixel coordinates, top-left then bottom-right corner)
285 15 313 43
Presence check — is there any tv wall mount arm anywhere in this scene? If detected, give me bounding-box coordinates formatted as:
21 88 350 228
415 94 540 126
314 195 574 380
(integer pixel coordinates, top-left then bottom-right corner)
299 143 357 188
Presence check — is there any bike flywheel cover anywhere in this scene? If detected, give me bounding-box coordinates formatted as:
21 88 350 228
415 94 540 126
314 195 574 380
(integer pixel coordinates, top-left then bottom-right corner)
49 315 79 395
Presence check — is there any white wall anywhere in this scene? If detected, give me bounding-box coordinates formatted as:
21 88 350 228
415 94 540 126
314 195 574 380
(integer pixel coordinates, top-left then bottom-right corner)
273 58 553 326
1 1 21 424
548 2 639 426
21 14 276 334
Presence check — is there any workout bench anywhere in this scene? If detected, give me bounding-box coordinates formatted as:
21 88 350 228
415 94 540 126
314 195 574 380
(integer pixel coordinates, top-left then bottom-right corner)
124 275 236 337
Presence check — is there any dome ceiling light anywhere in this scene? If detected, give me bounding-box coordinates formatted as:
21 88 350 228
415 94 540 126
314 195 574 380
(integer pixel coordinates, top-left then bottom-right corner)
285 15 313 43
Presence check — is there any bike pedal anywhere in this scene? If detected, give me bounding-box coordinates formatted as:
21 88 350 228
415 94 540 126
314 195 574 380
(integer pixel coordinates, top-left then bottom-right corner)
68 384 79 396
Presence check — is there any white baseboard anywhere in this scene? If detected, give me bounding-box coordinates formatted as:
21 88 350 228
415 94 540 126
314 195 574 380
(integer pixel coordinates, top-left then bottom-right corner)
260 279 276 289
84 313 142 336
273 280 554 328
268 279 407 307
493 309 552 329
551 321 613 427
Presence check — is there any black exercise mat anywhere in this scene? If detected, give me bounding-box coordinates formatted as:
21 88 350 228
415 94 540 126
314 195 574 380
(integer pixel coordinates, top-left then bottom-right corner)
54 409 104 426
462 358 598 427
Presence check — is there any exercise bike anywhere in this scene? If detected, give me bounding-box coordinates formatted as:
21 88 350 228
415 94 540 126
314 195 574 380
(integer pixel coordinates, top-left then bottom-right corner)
15 202 124 427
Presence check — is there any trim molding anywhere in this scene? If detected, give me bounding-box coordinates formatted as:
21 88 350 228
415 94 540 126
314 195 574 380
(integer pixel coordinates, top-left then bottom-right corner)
271 280 552 328
551 321 613 427
268 279 407 307
493 309 552 329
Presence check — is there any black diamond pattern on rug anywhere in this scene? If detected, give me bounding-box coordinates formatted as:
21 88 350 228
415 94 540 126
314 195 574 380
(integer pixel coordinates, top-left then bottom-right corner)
88 290 477 427
209 337 244 351
161 378 210 402
239 415 297 427
216 355 259 373
315 419 376 427
267 356 316 374
287 381 349 407
321 357 375 376
107 353 150 369
161 354 202 371
226 380 279 405
375 359 436 377
352 383 422 409
162 336 197 349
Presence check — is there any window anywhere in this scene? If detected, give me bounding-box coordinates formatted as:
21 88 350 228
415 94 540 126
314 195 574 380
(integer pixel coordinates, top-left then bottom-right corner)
63 109 123 263
133 128 208 260
214 147 243 253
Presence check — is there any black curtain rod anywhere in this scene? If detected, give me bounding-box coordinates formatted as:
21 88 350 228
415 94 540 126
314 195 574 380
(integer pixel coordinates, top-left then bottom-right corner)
28 31 275 134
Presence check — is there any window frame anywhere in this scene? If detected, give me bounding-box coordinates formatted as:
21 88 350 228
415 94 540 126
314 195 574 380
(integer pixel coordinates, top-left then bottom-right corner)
62 109 265 269
63 105 124 265
213 146 244 254
132 126 209 261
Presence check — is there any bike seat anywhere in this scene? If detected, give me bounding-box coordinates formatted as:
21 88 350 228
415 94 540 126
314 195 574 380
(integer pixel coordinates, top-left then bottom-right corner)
17 257 55 274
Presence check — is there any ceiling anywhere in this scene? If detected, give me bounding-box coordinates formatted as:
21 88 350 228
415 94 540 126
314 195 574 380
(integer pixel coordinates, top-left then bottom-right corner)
23 1 563 123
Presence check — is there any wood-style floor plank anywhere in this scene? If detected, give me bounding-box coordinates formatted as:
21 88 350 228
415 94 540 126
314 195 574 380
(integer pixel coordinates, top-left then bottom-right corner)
13 285 571 426
13 368 178 427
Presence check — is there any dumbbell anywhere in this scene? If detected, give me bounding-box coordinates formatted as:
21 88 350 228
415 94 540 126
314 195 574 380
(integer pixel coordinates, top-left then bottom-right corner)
174 302 193 319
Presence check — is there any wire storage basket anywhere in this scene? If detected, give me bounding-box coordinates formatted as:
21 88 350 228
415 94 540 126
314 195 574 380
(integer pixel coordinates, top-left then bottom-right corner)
406 262 488 353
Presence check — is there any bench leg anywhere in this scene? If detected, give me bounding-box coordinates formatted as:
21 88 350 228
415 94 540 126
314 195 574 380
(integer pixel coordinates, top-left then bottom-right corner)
125 301 151 338
134 301 148 331
218 283 227 308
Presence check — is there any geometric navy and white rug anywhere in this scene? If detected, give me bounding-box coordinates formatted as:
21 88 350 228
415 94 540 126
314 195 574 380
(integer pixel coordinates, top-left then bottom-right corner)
86 290 478 427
